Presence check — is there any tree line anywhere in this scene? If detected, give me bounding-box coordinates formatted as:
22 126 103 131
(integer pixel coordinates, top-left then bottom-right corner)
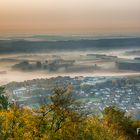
0 86 139 140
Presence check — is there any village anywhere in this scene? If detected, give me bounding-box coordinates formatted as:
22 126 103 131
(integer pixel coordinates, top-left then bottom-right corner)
5 76 140 119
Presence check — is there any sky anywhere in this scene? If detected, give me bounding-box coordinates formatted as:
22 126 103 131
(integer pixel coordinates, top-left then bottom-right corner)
0 0 140 34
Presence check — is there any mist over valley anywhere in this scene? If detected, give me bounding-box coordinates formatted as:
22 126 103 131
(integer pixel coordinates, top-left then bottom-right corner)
0 35 140 85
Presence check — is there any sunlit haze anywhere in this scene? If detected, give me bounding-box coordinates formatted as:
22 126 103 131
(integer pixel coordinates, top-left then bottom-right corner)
0 0 140 34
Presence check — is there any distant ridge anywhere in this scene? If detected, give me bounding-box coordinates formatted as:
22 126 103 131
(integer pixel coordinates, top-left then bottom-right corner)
0 37 140 54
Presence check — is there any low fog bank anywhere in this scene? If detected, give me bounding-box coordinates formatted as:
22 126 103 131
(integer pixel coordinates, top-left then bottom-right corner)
1 70 140 86
0 49 140 85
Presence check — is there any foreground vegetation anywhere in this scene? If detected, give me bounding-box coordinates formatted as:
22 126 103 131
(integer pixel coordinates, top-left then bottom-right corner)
0 86 140 140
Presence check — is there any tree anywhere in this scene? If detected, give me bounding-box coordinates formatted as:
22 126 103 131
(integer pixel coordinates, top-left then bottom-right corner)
102 106 139 140
34 86 84 139
36 61 42 69
0 87 10 110
49 86 77 130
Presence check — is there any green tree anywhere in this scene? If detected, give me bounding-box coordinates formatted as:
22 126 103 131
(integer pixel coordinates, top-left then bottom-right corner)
36 61 42 69
0 87 10 110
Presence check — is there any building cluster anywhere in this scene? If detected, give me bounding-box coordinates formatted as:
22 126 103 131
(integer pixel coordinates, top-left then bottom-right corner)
7 76 140 118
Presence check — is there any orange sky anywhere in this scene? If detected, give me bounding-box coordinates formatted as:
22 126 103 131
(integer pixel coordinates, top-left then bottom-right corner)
0 0 140 34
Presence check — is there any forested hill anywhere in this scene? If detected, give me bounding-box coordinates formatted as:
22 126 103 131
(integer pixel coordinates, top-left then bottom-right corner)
0 37 140 54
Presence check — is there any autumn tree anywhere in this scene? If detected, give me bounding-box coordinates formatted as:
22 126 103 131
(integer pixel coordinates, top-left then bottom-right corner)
103 106 139 140
0 86 139 140
33 86 83 139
